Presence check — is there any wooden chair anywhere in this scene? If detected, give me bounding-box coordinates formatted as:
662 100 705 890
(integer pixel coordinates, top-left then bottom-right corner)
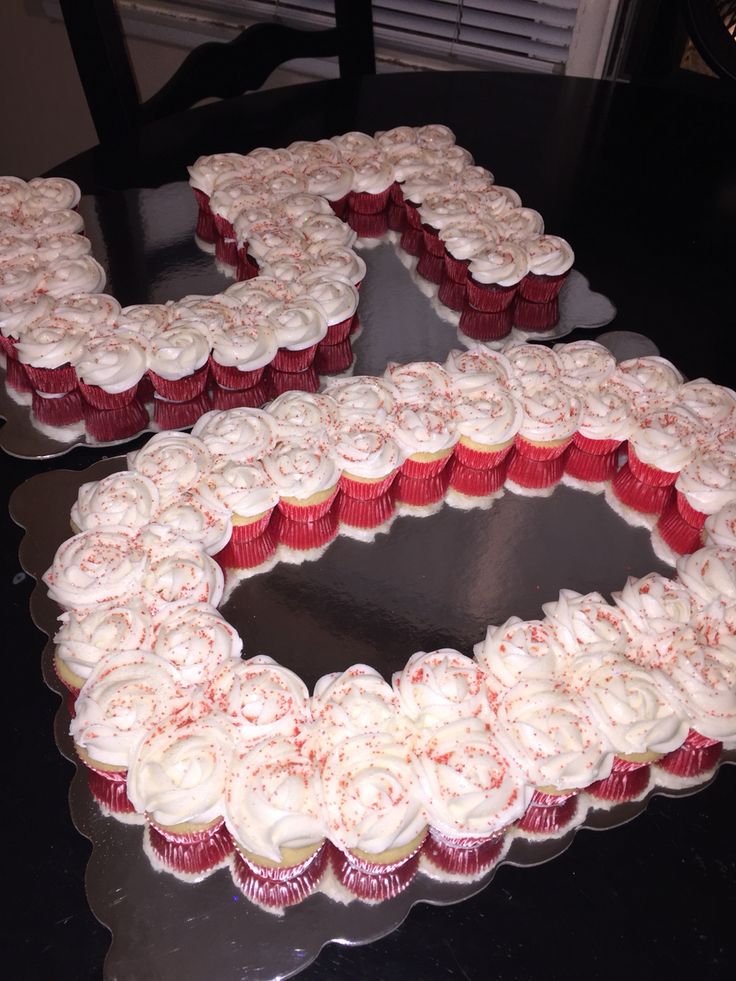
60 0 376 147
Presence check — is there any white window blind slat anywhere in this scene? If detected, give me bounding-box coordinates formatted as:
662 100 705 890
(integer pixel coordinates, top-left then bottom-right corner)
57 0 617 77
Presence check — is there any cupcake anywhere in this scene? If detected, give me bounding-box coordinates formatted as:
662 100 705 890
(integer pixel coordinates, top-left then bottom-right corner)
148 321 211 401
268 299 328 371
334 422 402 500
392 404 458 479
209 319 278 390
416 720 530 876
321 732 427 900
263 440 340 522
153 602 242 686
518 234 574 302
70 650 183 815
191 406 278 466
226 734 328 907
70 470 160 534
53 602 154 698
128 718 234 875
298 273 359 345
513 378 580 461
197 460 279 542
75 331 148 409
453 384 522 470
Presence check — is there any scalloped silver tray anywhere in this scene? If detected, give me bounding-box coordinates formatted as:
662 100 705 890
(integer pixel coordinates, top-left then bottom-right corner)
11 451 734 981
0 182 615 460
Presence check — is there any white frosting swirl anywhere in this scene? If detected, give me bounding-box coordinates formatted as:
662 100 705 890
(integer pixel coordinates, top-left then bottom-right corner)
321 732 426 855
128 719 233 827
225 735 326 861
44 529 147 610
71 471 159 534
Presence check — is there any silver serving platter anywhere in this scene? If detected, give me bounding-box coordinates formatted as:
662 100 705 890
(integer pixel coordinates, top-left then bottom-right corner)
11 448 735 981
0 182 615 460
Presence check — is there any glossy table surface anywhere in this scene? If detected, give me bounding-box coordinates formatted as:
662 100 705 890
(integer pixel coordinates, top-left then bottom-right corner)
4 70 736 981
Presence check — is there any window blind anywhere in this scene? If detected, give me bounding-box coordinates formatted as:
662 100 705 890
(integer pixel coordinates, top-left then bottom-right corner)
123 0 584 73
45 0 618 77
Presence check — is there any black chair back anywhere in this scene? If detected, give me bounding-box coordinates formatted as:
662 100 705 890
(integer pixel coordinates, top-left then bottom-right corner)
60 0 376 146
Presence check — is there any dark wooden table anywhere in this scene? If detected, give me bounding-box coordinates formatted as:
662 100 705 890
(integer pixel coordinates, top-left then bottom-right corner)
4 71 736 981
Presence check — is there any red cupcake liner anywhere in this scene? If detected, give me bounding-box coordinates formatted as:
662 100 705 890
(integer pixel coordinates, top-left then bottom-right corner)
465 277 517 312
85 399 149 442
32 389 84 427
209 358 265 391
655 729 722 778
448 457 508 497
153 391 211 431
564 445 618 484
611 464 674 516
336 491 396 529
236 250 259 281
348 210 389 238
421 224 444 256
454 441 513 471
24 362 77 395
216 525 278 570
269 366 320 397
276 508 339 551
314 339 354 375
272 345 318 372
626 446 679 487
656 499 704 555
215 236 238 268
416 251 445 284
0 334 18 359
400 226 424 257
5 356 32 392
78 381 139 410
393 469 450 508
349 187 391 215
85 764 135 815
192 188 210 212
193 191 217 245
213 212 235 241
512 296 560 332
443 252 471 284
506 452 564 490
403 200 422 229
387 202 407 232
148 363 209 402
148 818 233 875
136 374 155 402
515 790 579 835
389 181 404 206
515 435 572 461
423 829 505 877
211 379 270 411
586 757 651 803
339 470 398 501
231 843 328 908
400 451 454 479
230 509 275 543
458 305 513 341
322 316 353 346
518 271 568 302
330 842 421 901
675 490 708 529
572 432 624 455
328 194 350 219
277 487 339 523
437 277 467 312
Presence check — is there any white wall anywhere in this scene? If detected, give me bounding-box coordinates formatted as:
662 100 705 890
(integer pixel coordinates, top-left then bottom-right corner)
0 2 306 177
